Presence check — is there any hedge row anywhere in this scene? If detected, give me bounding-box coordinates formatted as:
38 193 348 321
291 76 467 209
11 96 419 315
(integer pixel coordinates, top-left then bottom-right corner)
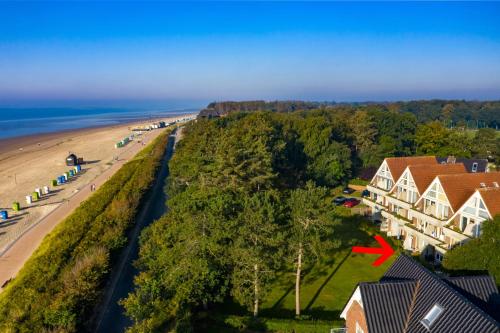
0 128 172 333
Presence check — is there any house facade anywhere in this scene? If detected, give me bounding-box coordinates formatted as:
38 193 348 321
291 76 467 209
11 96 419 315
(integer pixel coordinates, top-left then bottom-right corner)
363 156 500 262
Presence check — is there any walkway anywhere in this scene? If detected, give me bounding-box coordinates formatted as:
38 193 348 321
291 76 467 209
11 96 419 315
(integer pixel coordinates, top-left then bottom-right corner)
93 129 179 332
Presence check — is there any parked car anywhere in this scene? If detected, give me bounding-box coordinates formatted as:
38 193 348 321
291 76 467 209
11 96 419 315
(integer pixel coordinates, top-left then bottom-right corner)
343 198 360 208
361 189 370 197
342 187 355 194
333 196 347 205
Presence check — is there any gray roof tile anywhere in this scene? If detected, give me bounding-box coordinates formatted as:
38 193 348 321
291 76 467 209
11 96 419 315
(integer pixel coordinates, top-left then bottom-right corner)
360 255 500 333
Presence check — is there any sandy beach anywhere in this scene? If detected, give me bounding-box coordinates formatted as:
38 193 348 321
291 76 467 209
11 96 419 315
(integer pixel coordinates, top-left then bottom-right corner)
0 114 196 253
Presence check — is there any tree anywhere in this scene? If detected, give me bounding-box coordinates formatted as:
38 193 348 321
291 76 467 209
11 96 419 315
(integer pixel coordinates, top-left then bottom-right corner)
442 103 454 122
473 128 498 160
288 182 338 316
230 191 284 317
443 215 500 284
350 111 377 153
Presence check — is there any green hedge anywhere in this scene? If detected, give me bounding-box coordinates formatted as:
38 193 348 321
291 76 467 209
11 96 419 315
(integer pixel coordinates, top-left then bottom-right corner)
0 129 172 333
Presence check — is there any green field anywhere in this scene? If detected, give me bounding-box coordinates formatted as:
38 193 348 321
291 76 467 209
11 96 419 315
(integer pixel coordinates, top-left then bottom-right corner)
199 204 399 332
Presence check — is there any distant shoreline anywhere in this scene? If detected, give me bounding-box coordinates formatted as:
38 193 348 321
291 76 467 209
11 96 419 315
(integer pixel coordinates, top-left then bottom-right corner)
0 112 198 155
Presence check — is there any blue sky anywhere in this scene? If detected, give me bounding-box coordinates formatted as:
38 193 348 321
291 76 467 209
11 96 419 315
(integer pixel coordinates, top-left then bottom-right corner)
1 1 500 107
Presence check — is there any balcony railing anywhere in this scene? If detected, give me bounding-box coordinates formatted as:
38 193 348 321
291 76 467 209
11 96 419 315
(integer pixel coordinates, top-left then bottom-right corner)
330 329 347 333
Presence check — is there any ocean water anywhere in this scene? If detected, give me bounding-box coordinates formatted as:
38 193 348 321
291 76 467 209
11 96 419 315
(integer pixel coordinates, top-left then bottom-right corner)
0 108 199 140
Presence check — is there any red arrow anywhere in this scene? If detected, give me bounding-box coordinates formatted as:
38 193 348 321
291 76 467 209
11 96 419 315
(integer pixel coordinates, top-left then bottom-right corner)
352 235 395 266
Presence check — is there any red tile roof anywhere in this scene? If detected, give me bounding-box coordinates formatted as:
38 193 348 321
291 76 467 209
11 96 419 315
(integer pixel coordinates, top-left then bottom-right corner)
385 156 437 182
407 163 467 194
437 172 500 212
478 187 500 217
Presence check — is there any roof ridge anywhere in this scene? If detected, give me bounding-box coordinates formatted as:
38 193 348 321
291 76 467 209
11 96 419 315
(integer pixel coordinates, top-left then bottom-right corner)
403 279 421 333
364 280 418 286
394 255 500 327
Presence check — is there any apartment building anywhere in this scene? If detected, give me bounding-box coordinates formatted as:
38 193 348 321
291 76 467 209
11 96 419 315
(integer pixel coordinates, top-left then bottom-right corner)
364 156 499 262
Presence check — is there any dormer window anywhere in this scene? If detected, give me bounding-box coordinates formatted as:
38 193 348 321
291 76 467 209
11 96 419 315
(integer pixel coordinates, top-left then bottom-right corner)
421 304 444 330
472 162 478 172
480 182 486 188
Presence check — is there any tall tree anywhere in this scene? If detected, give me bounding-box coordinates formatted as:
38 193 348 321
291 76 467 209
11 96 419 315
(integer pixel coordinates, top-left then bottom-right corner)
230 191 284 317
350 110 377 153
473 128 499 160
288 182 337 316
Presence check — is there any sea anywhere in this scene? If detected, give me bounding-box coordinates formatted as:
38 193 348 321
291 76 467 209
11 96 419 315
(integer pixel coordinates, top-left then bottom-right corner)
0 107 199 140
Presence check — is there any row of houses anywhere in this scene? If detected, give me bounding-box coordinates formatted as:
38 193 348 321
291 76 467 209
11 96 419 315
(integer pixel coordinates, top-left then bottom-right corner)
363 156 499 263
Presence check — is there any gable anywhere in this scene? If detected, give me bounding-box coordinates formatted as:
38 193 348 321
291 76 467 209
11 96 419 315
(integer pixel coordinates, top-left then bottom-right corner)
416 178 453 213
371 160 393 184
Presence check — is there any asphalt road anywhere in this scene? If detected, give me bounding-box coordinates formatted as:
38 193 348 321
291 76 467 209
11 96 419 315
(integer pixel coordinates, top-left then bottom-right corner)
94 130 178 333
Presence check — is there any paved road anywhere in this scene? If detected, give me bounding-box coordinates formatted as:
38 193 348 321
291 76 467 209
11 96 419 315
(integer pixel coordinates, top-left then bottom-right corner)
94 129 178 333
0 129 165 290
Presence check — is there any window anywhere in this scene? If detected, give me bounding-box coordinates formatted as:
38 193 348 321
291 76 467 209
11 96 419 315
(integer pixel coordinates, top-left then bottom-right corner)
472 162 478 172
479 200 486 209
409 191 418 203
460 216 467 231
421 304 444 329
475 223 481 237
356 322 365 333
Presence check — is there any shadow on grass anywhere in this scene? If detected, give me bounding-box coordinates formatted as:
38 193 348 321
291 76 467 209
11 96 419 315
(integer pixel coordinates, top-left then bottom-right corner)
304 251 351 312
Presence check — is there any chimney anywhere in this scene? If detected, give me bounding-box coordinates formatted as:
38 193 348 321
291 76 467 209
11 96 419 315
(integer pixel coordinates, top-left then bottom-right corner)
446 156 456 164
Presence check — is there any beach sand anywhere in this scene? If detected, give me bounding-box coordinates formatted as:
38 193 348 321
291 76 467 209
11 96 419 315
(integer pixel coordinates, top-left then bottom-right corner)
0 114 195 252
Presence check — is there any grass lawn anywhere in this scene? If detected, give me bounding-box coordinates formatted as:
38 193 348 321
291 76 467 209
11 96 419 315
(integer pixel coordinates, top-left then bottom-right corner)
200 207 400 332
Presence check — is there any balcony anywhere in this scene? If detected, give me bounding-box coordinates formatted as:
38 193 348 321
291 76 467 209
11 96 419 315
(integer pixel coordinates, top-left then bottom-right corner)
366 184 389 197
442 225 470 243
382 210 410 227
409 207 442 226
386 194 412 210
403 224 443 247
362 197 386 212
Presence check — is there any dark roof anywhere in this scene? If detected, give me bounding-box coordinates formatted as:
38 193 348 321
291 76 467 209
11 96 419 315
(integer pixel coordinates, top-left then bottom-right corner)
437 157 488 173
445 276 500 322
359 281 418 333
359 255 500 333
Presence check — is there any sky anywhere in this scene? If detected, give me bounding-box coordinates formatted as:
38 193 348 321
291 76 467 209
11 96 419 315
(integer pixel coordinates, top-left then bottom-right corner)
1 1 500 108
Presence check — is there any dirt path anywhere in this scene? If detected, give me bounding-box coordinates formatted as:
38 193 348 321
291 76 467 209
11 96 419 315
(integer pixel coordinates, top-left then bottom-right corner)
0 128 166 291
93 129 179 332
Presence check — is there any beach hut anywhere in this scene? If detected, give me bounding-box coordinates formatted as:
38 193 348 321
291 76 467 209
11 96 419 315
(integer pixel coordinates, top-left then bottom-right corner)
12 202 20 211
32 191 39 201
0 211 7 221
74 166 79 173
65 171 70 179
26 195 32 204
66 153 78 166
63 174 68 181
76 165 81 172
69 170 75 177
52 179 58 187
35 188 42 197
43 186 50 194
